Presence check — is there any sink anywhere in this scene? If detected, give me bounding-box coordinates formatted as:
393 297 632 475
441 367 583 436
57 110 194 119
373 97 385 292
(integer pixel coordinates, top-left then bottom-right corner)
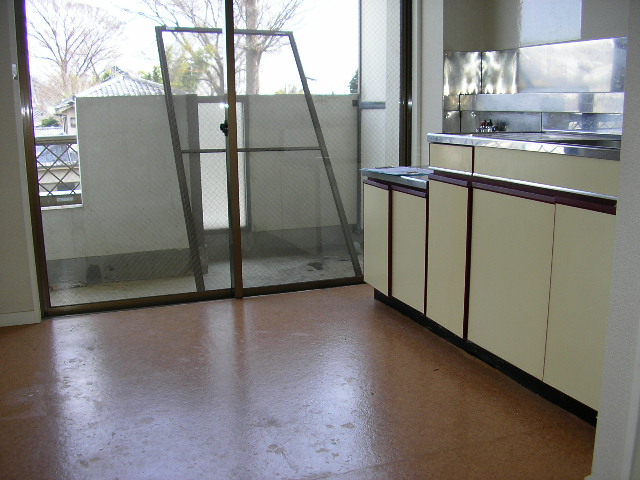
465 131 621 149
541 138 621 149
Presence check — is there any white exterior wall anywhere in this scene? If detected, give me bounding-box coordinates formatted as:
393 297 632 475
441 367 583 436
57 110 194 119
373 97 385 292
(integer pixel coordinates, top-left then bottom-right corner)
40 94 358 261
360 0 388 104
41 96 191 260
384 0 400 164
244 94 359 232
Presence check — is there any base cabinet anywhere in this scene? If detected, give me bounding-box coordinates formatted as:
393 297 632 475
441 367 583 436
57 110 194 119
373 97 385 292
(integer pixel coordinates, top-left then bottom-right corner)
426 179 468 337
429 143 473 172
543 205 617 410
363 182 389 295
391 189 427 312
365 149 617 414
467 189 555 379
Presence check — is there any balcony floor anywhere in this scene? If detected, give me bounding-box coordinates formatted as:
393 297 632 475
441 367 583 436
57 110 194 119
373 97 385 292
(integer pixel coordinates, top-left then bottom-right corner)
50 252 362 306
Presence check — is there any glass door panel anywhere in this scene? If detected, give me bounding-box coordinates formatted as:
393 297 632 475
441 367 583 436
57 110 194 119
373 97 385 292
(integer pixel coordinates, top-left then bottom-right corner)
156 29 239 294
26 4 234 308
25 0 405 310
231 2 363 289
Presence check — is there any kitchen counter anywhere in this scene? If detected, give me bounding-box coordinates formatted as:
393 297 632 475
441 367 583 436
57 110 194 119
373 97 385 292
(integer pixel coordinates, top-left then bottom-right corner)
359 134 619 422
427 131 621 161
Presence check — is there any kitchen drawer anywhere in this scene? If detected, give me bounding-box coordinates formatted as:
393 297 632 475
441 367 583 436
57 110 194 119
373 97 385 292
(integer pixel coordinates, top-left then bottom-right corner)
474 147 620 197
429 143 473 173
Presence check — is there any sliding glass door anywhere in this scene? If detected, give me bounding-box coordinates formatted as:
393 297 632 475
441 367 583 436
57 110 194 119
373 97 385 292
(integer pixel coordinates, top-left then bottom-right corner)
20 0 406 314
227 2 363 291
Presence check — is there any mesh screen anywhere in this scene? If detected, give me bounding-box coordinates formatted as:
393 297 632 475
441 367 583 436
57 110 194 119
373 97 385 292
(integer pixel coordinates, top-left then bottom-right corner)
29 0 400 306
231 27 362 287
240 149 359 288
45 94 214 305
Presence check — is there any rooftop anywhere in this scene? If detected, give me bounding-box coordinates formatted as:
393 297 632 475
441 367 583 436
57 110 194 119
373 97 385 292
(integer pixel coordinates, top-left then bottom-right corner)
77 72 166 98
54 71 171 114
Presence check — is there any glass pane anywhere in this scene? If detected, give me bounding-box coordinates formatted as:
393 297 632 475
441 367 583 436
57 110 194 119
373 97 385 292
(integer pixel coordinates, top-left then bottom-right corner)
240 149 359 288
26 1 233 306
42 93 209 305
27 0 401 305
361 0 402 170
231 1 363 288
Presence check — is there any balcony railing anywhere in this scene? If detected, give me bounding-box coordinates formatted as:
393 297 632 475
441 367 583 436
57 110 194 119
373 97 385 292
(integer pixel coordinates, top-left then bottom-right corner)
35 135 82 207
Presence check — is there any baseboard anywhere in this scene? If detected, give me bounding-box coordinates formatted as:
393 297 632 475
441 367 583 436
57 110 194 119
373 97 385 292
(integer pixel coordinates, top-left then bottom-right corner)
373 289 597 426
0 310 40 327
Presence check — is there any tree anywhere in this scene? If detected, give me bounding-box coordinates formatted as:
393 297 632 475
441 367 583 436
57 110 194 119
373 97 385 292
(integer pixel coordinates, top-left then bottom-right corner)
349 70 358 94
140 66 163 84
41 117 60 127
274 83 302 94
27 0 123 109
129 0 305 95
139 43 214 94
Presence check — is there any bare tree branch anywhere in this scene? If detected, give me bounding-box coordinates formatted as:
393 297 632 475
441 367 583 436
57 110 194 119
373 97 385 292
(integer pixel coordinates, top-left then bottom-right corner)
127 0 305 95
27 0 123 104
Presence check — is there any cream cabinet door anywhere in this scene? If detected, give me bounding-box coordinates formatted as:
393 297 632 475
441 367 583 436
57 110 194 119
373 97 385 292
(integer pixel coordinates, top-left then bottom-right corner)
426 180 469 337
543 205 616 410
467 189 555 379
474 147 620 198
429 143 473 173
363 182 389 295
391 189 427 312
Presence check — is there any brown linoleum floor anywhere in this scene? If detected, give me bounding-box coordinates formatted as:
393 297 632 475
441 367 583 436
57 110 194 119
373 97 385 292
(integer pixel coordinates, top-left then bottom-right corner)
0 285 594 479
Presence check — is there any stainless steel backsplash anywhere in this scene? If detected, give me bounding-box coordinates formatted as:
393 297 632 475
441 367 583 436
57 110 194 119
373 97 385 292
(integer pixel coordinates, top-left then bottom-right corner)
443 38 627 134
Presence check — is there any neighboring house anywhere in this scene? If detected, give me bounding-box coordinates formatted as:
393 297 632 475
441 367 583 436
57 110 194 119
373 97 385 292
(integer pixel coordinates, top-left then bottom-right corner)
52 98 76 135
39 70 171 206
53 70 169 135
33 108 64 137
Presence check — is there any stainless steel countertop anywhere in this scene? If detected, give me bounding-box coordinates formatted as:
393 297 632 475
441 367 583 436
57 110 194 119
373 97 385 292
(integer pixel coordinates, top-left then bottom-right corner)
426 132 621 161
361 167 432 190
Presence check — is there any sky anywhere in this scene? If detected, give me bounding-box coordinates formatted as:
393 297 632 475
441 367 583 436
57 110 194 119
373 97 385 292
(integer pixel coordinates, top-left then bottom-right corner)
31 0 359 96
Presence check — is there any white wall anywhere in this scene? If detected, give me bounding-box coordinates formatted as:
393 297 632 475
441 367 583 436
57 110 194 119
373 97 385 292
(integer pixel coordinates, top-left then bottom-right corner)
0 0 40 326
360 0 401 168
443 1 487 51
588 1 640 477
483 0 523 51
582 0 629 41
417 0 444 165
41 96 190 260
